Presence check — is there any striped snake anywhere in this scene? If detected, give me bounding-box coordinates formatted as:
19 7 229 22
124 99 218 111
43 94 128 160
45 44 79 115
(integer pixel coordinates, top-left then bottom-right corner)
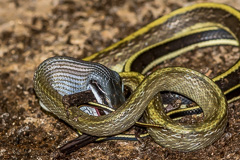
34 3 240 151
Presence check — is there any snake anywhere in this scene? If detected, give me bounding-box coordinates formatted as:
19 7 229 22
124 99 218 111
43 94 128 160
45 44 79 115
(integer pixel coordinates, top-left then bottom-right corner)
33 3 240 151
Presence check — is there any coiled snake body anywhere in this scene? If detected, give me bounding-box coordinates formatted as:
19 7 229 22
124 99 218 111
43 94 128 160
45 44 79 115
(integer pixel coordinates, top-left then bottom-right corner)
34 3 240 151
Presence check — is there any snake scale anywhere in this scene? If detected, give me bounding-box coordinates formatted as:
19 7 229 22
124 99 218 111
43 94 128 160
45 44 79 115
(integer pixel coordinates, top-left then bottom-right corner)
34 3 240 151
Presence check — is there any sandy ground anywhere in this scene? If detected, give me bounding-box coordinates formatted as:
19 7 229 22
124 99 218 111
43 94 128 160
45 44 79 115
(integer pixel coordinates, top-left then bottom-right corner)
0 0 240 159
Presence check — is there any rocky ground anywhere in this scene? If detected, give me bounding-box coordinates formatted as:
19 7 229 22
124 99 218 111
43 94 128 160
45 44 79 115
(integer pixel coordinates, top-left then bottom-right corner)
0 0 240 159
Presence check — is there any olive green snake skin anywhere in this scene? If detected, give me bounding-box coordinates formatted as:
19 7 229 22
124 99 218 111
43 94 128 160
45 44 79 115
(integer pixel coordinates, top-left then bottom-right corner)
33 3 240 151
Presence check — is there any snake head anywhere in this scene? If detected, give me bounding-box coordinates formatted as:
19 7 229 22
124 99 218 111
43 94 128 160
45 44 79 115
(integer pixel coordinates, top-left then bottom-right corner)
88 71 125 110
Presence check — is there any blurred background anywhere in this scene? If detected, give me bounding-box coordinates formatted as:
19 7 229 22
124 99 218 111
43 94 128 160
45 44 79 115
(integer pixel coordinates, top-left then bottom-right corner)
0 0 239 159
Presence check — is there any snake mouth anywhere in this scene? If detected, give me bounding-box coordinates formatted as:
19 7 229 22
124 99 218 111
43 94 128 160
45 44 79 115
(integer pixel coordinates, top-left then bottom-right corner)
86 80 115 116
89 80 110 106
62 80 118 117
88 79 125 115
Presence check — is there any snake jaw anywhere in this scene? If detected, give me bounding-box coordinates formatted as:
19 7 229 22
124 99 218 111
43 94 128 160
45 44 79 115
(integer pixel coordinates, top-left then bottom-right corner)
87 80 107 115
88 80 105 104
88 79 125 112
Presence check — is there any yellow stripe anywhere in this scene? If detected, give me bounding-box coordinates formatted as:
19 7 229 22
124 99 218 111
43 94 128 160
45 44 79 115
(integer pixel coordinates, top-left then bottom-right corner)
213 60 240 82
224 84 240 95
142 39 238 74
95 133 150 141
87 102 115 112
83 3 240 62
166 106 200 116
228 96 240 103
124 22 239 73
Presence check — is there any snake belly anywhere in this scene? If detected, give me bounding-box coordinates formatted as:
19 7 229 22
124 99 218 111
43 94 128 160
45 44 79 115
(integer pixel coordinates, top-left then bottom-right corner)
34 3 240 151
